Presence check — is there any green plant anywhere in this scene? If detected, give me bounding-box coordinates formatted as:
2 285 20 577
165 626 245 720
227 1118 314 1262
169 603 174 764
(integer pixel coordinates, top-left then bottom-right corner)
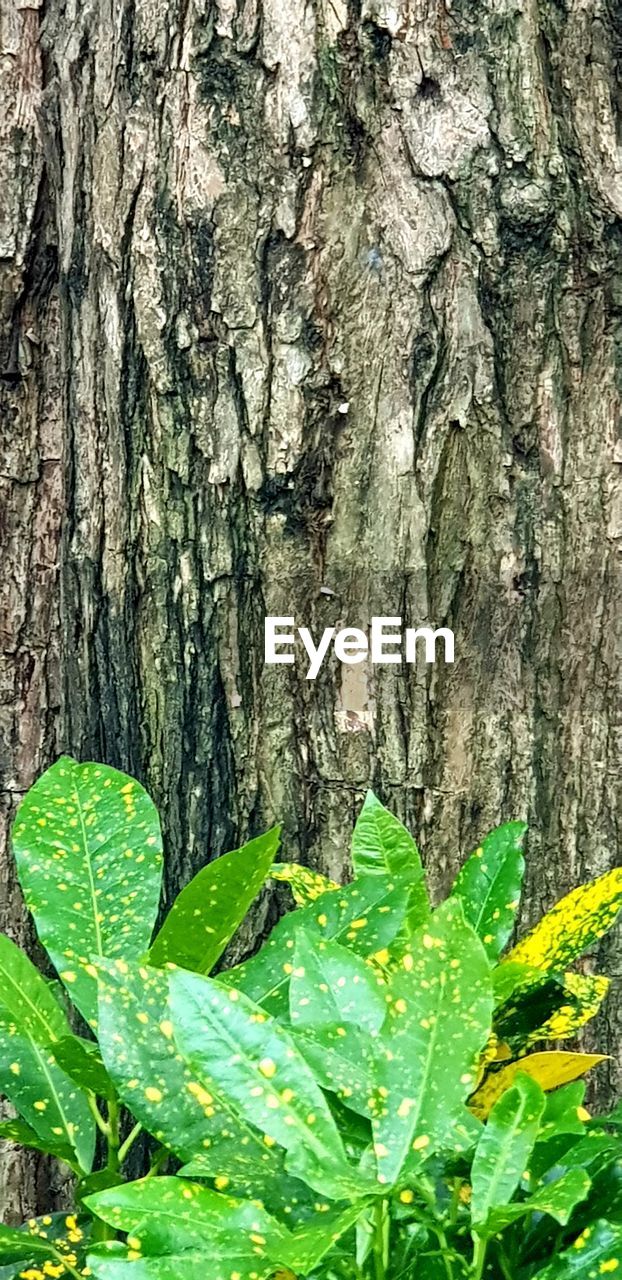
1 759 622 1278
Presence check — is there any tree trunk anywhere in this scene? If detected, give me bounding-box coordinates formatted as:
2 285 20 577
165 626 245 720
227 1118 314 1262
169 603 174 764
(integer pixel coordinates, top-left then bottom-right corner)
1 0 620 1220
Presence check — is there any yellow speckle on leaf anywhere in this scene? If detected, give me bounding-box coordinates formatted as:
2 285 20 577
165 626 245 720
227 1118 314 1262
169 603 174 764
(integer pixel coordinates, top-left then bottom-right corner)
144 1087 163 1103
259 1058 277 1079
412 1134 430 1150
399 1190 414 1204
187 1082 214 1107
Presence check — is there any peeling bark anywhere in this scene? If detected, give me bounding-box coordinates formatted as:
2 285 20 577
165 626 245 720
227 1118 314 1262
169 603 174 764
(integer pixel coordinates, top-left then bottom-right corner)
1 0 621 1218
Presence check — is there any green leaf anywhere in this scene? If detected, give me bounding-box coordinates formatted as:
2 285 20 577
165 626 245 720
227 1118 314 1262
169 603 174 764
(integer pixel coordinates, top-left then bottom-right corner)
96 959 308 1219
270 863 340 905
470 1074 545 1228
0 1016 94 1173
223 873 411 1017
0 931 72 1042
175 1149 315 1223
169 968 371 1200
451 822 526 960
505 866 622 974
85 1176 287 1256
0 932 94 1169
292 1023 376 1118
351 792 429 930
52 1034 116 1099
277 1203 365 1272
0 1224 57 1266
148 829 280 972
11 757 163 1026
370 899 493 1187
86 1182 362 1280
484 1167 591 1235
539 1081 588 1142
87 1246 273 1280
0 1213 90 1268
97 960 265 1164
0 1117 76 1165
289 929 387 1034
77 1169 126 1202
530 1219 622 1278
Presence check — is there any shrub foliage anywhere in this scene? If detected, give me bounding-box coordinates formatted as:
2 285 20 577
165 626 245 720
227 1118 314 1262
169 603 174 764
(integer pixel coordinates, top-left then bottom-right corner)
1 758 622 1278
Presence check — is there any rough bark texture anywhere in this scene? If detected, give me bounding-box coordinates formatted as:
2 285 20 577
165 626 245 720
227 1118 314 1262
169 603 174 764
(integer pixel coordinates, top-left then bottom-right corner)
1 0 621 1221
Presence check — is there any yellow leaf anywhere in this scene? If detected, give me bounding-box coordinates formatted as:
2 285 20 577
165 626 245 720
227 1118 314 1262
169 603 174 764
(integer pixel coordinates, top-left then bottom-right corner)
524 972 610 1046
473 1033 505 1090
505 868 622 973
269 863 340 906
469 1051 607 1120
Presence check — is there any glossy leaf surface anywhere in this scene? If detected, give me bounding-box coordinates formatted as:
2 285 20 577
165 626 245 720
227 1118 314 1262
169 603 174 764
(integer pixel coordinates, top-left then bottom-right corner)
0 933 94 1171
451 822 526 960
531 1220 622 1279
289 929 386 1033
12 757 163 1025
370 900 493 1186
223 873 411 1016
351 791 429 930
471 1074 545 1227
148 829 280 972
169 968 367 1199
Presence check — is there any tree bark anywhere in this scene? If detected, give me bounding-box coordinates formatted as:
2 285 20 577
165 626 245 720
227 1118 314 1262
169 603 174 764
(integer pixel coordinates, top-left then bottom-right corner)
1 0 620 1220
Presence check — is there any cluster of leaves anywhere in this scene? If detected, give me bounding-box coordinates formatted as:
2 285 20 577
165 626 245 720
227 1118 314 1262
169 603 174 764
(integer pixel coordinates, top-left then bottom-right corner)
1 758 622 1279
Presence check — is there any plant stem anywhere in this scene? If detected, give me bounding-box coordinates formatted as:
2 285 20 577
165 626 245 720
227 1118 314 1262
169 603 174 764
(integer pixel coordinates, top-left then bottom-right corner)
87 1094 110 1138
145 1145 169 1178
449 1178 461 1227
472 1234 488 1280
106 1097 121 1172
118 1122 142 1165
372 1199 387 1280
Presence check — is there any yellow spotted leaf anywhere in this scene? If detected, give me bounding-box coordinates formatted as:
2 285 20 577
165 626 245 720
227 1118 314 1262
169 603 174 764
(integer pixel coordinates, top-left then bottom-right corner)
469 1051 607 1120
524 972 610 1047
270 863 340 906
505 868 622 975
11 757 163 1026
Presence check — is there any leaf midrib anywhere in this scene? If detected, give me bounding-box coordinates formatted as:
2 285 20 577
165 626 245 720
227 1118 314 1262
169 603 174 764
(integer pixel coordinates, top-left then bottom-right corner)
0 959 67 1047
473 1096 538 1224
74 777 103 959
176 980 346 1169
